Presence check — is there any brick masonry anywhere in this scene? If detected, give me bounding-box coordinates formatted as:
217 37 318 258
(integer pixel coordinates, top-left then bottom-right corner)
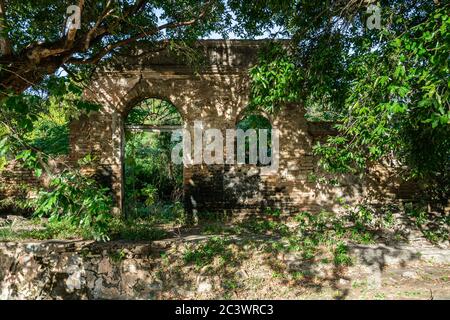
1 40 421 215
0 158 67 213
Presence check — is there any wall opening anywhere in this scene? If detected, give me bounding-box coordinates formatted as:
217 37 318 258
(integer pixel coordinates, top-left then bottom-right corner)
123 98 184 218
235 113 272 166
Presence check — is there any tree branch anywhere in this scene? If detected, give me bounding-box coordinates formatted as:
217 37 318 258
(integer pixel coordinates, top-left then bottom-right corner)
0 0 12 56
66 0 85 47
67 3 211 65
84 1 115 50
0 1 213 96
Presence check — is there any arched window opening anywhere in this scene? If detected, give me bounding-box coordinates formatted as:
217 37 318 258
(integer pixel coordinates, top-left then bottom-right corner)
235 113 272 166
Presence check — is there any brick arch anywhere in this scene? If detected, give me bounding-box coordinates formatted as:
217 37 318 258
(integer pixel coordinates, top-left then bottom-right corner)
121 95 185 123
234 107 274 126
115 78 191 122
69 40 267 214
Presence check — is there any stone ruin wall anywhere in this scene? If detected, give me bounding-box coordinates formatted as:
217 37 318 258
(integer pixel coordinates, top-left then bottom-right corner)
2 237 448 300
0 161 38 211
0 40 420 216
0 158 67 214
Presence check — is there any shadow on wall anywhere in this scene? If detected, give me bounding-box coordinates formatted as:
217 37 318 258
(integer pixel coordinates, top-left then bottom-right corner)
68 40 421 216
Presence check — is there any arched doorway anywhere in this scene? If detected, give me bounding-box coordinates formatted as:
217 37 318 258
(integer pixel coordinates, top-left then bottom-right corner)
123 98 184 218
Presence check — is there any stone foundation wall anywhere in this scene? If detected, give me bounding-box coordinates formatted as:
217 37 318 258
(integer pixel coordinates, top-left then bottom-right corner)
0 240 163 299
0 239 234 300
2 239 449 300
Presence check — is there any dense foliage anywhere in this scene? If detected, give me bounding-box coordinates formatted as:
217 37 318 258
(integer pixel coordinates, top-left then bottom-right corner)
0 1 448 240
34 169 113 241
315 7 449 175
249 1 449 204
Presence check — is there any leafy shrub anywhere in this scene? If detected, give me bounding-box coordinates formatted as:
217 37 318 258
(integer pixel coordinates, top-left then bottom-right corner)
34 171 113 241
239 218 290 237
29 121 69 156
333 242 353 266
250 44 301 113
404 202 449 243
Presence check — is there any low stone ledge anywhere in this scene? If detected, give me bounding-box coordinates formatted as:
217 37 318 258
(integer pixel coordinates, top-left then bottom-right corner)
1 239 449 300
348 244 450 266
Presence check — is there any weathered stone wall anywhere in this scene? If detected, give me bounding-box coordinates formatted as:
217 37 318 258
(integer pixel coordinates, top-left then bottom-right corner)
0 161 37 196
0 158 68 213
0 40 420 216
66 39 420 215
2 239 449 300
0 240 167 299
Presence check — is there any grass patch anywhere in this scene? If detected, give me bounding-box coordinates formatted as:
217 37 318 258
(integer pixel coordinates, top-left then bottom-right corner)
183 236 234 268
0 227 53 241
201 223 230 235
0 215 169 242
238 217 290 237
0 217 87 241
333 242 353 266
109 217 168 241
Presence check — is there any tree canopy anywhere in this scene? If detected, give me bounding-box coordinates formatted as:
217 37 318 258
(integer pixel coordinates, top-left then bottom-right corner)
247 1 449 202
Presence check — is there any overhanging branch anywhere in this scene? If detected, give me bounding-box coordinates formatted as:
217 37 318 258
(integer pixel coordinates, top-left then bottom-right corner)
0 0 12 56
67 3 211 65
